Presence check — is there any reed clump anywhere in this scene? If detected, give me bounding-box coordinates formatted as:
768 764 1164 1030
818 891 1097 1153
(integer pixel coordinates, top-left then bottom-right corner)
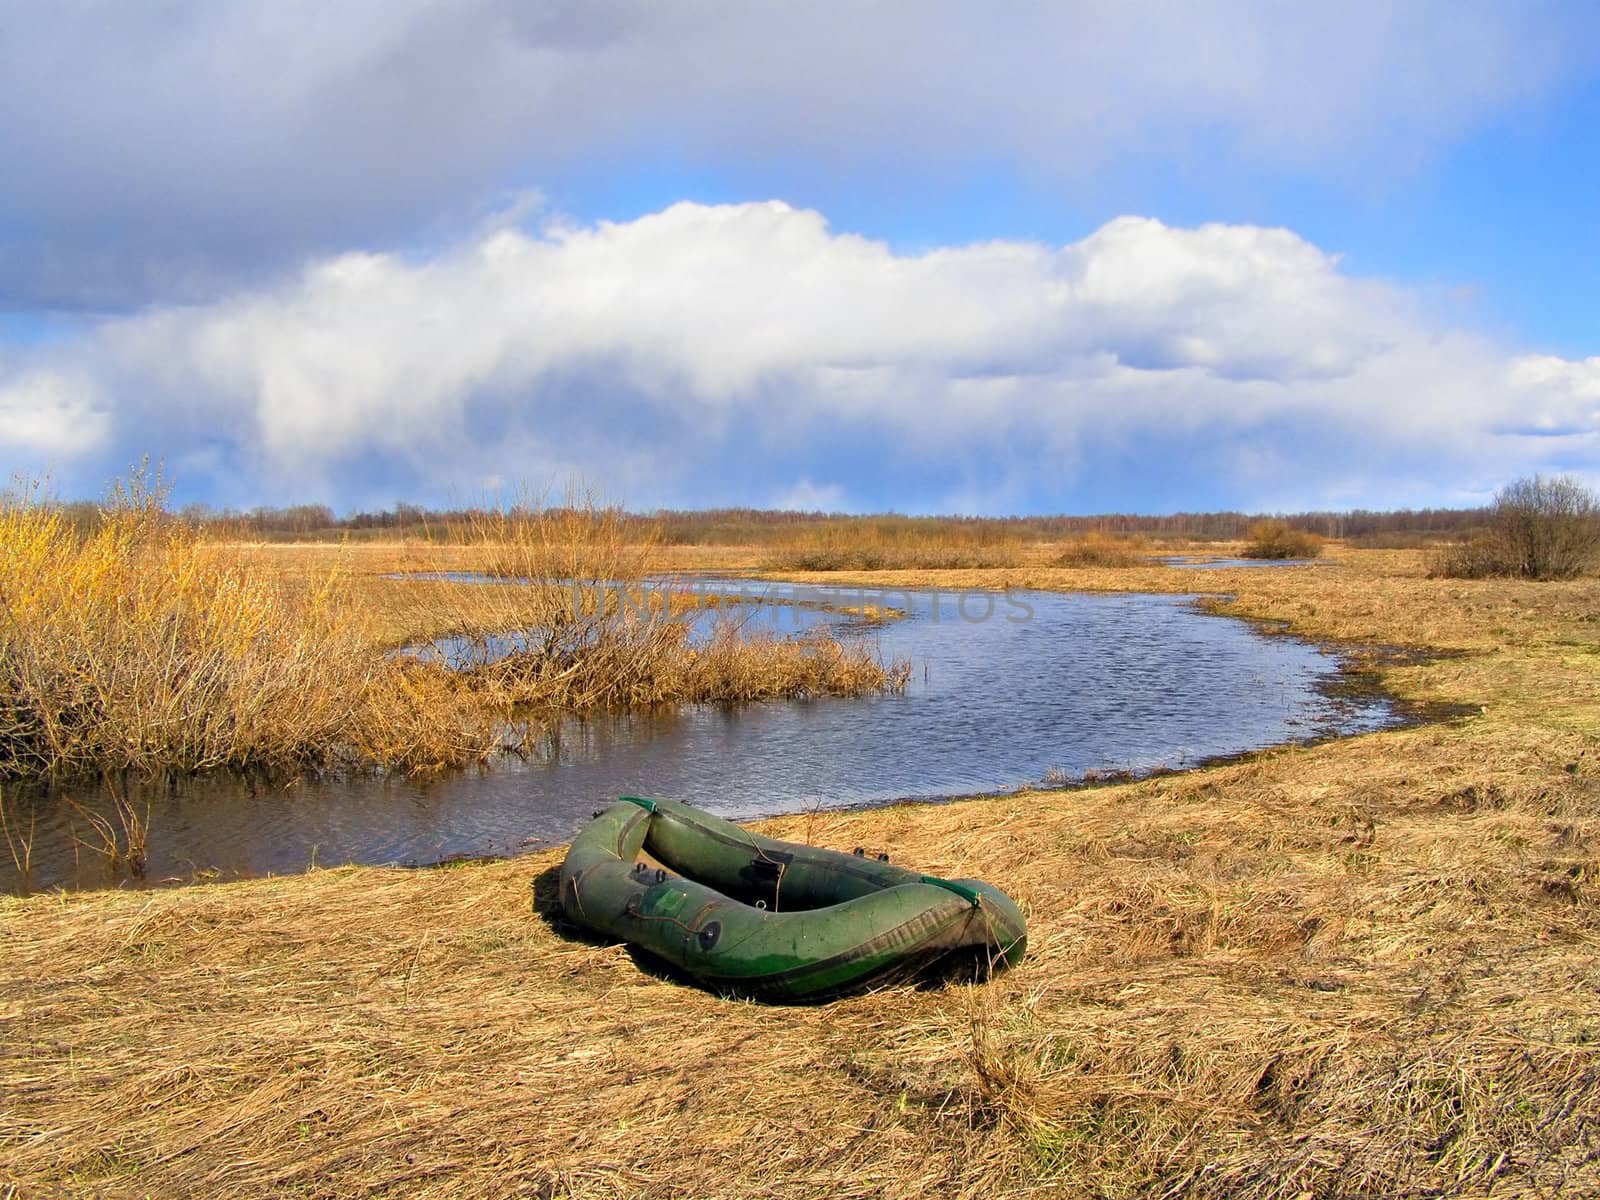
1052 531 1152 568
0 474 390 778
1241 518 1323 559
450 617 907 711
0 480 906 780
674 622 911 701
765 516 1025 571
396 493 910 714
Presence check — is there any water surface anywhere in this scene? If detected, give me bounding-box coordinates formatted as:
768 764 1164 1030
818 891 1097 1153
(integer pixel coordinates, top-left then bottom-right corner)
1 581 1395 893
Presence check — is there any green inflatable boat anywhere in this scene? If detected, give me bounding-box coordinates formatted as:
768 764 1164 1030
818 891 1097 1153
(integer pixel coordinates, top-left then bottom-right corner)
558 796 1027 1002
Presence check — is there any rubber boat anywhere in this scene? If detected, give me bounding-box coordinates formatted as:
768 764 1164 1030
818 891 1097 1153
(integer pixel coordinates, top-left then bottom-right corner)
559 796 1027 1002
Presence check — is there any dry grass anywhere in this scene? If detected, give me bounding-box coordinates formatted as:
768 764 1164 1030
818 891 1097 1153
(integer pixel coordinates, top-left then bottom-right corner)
0 484 906 780
0 475 391 778
2 723 1596 1197
389 499 909 712
2 544 1598 1196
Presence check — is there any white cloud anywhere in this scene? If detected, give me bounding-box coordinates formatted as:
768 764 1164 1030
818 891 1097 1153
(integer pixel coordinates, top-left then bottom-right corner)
0 368 109 456
771 479 848 513
1 202 1597 511
1501 356 1600 437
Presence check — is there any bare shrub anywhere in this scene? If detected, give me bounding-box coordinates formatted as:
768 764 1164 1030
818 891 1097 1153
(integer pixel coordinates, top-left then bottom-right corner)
1488 474 1599 578
1431 475 1600 580
1429 533 1509 580
409 491 911 712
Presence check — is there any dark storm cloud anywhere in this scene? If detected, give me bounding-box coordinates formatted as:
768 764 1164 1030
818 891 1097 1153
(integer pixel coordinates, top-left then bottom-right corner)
0 1 1589 310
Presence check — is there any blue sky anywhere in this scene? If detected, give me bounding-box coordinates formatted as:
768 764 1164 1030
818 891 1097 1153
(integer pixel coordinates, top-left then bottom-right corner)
2 1 1598 514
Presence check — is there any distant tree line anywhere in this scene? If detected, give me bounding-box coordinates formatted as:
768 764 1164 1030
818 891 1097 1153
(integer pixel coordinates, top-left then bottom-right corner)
145 504 1490 547
20 468 1594 576
36 498 1496 544
642 506 1489 545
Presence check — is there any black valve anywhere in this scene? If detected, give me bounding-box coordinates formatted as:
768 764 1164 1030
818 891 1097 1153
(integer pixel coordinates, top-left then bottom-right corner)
853 847 865 857
655 868 667 884
696 920 722 951
877 852 890 862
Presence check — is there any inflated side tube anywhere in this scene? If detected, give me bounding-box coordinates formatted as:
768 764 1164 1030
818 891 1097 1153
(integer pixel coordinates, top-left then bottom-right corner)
558 796 1027 1003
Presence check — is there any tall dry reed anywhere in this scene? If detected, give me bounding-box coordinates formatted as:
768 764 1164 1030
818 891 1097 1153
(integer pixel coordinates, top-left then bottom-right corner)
403 492 909 712
0 472 391 777
0 477 906 780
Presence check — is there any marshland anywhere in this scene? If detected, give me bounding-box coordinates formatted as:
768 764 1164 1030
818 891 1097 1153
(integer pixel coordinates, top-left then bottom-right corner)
1 478 1596 1197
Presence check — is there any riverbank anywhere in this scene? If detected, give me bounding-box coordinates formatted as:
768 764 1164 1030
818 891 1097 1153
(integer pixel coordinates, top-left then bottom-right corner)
3 547 1597 1197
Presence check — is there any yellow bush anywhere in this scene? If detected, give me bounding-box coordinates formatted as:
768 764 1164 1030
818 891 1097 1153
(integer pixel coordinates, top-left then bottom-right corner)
0 475 382 776
1053 532 1150 568
1241 520 1322 560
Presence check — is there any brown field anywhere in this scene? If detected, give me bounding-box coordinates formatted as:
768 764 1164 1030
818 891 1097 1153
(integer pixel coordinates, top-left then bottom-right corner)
2 542 1598 1197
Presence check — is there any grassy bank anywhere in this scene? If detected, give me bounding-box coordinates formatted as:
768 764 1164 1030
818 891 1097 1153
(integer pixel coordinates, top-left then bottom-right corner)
2 547 1597 1197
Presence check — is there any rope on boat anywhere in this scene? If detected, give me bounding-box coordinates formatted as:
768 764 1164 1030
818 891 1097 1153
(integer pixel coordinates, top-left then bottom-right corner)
719 808 790 913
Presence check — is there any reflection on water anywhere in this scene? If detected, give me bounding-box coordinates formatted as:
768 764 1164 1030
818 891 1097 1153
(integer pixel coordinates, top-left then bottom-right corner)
2 583 1396 893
